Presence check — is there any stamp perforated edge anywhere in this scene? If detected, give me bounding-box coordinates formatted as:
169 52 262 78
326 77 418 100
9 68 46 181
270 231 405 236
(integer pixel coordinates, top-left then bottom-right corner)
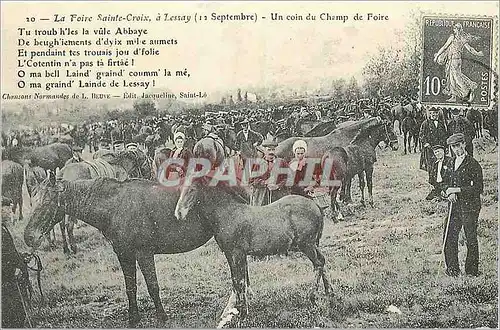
417 13 499 111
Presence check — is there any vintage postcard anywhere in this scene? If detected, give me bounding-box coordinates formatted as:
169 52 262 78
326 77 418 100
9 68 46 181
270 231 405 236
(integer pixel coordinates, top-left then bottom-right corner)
1 1 498 329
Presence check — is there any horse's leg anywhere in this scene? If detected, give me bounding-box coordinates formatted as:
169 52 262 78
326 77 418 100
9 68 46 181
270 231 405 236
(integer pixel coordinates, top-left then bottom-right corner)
366 166 374 207
224 250 248 319
136 251 167 320
403 132 408 154
244 257 253 298
17 195 23 221
60 215 70 255
67 216 77 254
300 244 332 304
358 172 366 206
116 250 140 326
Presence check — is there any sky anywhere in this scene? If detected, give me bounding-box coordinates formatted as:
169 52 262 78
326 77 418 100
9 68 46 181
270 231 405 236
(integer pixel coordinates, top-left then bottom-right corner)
1 1 498 101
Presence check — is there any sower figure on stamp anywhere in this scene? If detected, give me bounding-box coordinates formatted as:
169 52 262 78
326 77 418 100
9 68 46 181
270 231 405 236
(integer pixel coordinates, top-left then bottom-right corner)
447 108 475 158
419 107 448 199
433 23 484 103
426 144 452 200
441 133 483 277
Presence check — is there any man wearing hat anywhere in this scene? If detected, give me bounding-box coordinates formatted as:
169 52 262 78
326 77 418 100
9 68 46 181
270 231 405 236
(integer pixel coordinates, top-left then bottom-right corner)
113 140 125 153
65 145 84 165
93 138 114 160
419 107 449 194
249 138 287 206
235 119 263 160
426 144 452 200
447 108 475 157
441 133 483 277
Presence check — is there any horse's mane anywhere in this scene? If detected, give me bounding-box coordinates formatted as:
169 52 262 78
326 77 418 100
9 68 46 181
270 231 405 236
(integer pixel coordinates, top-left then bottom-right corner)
200 175 249 204
350 123 382 144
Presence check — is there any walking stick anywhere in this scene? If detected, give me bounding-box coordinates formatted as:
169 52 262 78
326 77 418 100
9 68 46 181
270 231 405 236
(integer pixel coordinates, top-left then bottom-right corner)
437 200 453 278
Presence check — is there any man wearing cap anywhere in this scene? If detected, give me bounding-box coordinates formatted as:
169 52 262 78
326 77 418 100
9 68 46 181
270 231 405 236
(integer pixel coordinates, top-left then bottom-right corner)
441 133 483 277
419 107 448 173
235 119 264 160
65 145 84 166
426 144 452 200
447 108 475 158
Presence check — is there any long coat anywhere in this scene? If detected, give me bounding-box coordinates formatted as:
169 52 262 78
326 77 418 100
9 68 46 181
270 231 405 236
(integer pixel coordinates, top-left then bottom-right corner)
235 130 264 159
419 119 448 171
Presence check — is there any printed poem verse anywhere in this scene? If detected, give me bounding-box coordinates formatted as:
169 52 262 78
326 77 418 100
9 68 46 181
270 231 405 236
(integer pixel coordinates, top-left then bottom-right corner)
4 10 390 100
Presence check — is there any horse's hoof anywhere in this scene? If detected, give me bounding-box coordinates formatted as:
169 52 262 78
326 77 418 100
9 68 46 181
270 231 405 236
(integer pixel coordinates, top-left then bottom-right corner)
71 246 78 254
156 310 167 321
128 315 141 327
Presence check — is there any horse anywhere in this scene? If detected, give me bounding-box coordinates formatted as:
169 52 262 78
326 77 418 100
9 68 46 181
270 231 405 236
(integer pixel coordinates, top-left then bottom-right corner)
483 108 498 144
193 137 226 169
56 149 152 255
304 119 337 137
401 115 419 154
466 108 484 138
274 117 384 161
24 175 215 326
342 120 397 207
320 147 348 222
1 160 24 222
174 176 333 327
2 143 72 171
391 103 415 135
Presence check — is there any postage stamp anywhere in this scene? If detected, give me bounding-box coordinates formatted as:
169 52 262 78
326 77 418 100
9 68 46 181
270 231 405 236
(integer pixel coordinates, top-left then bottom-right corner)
420 15 497 109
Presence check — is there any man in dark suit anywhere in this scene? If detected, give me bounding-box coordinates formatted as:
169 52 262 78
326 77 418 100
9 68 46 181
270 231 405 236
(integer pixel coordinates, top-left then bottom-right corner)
447 108 475 158
426 144 452 200
235 119 264 160
419 107 449 172
441 133 483 277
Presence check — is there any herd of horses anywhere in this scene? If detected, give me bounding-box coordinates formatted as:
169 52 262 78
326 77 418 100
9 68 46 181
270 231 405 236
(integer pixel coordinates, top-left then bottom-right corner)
4 103 497 326
0 116 404 327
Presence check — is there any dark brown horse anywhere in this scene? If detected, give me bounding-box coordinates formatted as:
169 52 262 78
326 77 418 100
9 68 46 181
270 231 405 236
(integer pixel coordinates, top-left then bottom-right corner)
57 149 152 254
342 120 396 206
193 137 225 169
1 160 24 222
24 175 214 326
2 143 72 171
274 117 383 161
174 177 333 327
401 115 419 154
320 147 348 221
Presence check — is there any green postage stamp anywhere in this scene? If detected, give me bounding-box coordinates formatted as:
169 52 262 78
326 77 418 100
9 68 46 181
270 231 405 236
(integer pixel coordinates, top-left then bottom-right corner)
420 15 498 109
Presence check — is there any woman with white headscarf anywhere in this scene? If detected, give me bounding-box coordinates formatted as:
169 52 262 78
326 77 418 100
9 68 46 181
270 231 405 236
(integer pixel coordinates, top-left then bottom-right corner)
288 139 318 197
167 131 192 178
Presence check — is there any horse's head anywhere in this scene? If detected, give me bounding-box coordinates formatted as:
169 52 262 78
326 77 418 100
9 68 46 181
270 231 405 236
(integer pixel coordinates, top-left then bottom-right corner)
174 176 205 221
24 170 64 249
376 120 399 151
114 150 152 179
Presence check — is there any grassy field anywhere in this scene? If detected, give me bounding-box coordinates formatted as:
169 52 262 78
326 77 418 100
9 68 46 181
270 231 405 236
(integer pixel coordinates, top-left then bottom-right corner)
6 139 498 328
